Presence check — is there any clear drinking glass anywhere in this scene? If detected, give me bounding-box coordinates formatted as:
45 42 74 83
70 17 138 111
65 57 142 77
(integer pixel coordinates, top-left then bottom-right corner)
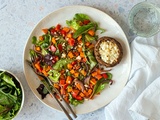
128 1 160 37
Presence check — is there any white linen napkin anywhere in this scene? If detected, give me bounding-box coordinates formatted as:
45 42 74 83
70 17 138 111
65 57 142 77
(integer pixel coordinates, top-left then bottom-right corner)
104 33 160 120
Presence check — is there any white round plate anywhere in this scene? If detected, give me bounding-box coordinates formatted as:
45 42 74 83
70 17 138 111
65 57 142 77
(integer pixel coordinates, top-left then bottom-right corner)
23 5 131 114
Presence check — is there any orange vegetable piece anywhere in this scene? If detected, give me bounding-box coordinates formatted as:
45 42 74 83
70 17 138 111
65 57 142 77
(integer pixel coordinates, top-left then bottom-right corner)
88 29 95 36
39 36 43 41
95 74 103 80
42 69 48 76
88 44 94 49
59 79 65 85
77 35 82 41
88 89 93 95
42 29 48 34
75 83 81 90
34 62 42 73
78 40 82 44
85 42 90 47
60 87 66 95
64 96 69 103
66 76 72 84
67 86 73 93
45 66 51 72
89 83 94 89
82 58 87 63
70 27 76 33
62 27 70 33
65 93 69 97
91 71 98 77
54 83 60 90
60 75 65 80
70 69 75 74
77 47 82 52
83 90 89 97
80 52 85 58
52 37 56 44
35 46 41 52
90 78 97 85
79 92 85 97
96 69 101 74
73 51 79 57
60 69 65 74
74 72 79 78
67 63 73 70
80 69 87 76
66 33 72 38
67 51 74 59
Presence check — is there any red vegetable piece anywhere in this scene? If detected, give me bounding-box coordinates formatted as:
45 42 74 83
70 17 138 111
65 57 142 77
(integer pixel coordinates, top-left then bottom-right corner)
58 44 63 51
54 56 59 61
83 20 90 25
71 89 83 100
68 38 75 46
60 30 66 36
63 84 68 90
71 61 77 66
74 95 83 100
50 28 56 35
55 24 61 31
102 73 108 79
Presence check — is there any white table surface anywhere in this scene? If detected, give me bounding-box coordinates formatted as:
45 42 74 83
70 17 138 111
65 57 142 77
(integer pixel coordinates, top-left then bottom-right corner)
0 0 159 120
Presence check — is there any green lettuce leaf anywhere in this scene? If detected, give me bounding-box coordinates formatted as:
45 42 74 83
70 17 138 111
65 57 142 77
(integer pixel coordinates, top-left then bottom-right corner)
73 22 96 38
86 51 97 70
0 72 22 120
74 13 90 21
48 70 61 82
53 58 72 71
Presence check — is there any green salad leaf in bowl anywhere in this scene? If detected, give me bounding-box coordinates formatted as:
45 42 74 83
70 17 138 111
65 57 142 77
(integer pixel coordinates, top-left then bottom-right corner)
0 70 24 120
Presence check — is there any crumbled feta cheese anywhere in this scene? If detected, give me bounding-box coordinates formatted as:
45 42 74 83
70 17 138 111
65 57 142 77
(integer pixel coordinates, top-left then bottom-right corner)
76 56 81 60
62 43 65 47
61 53 66 58
99 41 120 64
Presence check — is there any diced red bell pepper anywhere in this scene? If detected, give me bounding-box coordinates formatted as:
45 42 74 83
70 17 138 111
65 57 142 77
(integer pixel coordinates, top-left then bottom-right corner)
74 95 83 100
102 73 108 79
71 89 83 100
83 20 90 25
59 79 65 85
63 84 68 90
58 44 63 51
71 61 77 66
60 30 66 37
50 28 56 35
71 89 79 97
55 24 61 31
68 38 75 46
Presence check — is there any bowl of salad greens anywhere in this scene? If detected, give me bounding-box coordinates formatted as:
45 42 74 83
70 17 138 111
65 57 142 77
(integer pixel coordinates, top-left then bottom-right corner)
0 69 24 120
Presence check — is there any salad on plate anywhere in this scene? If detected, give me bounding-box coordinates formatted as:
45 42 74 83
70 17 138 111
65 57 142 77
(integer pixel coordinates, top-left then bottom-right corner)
29 13 113 106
